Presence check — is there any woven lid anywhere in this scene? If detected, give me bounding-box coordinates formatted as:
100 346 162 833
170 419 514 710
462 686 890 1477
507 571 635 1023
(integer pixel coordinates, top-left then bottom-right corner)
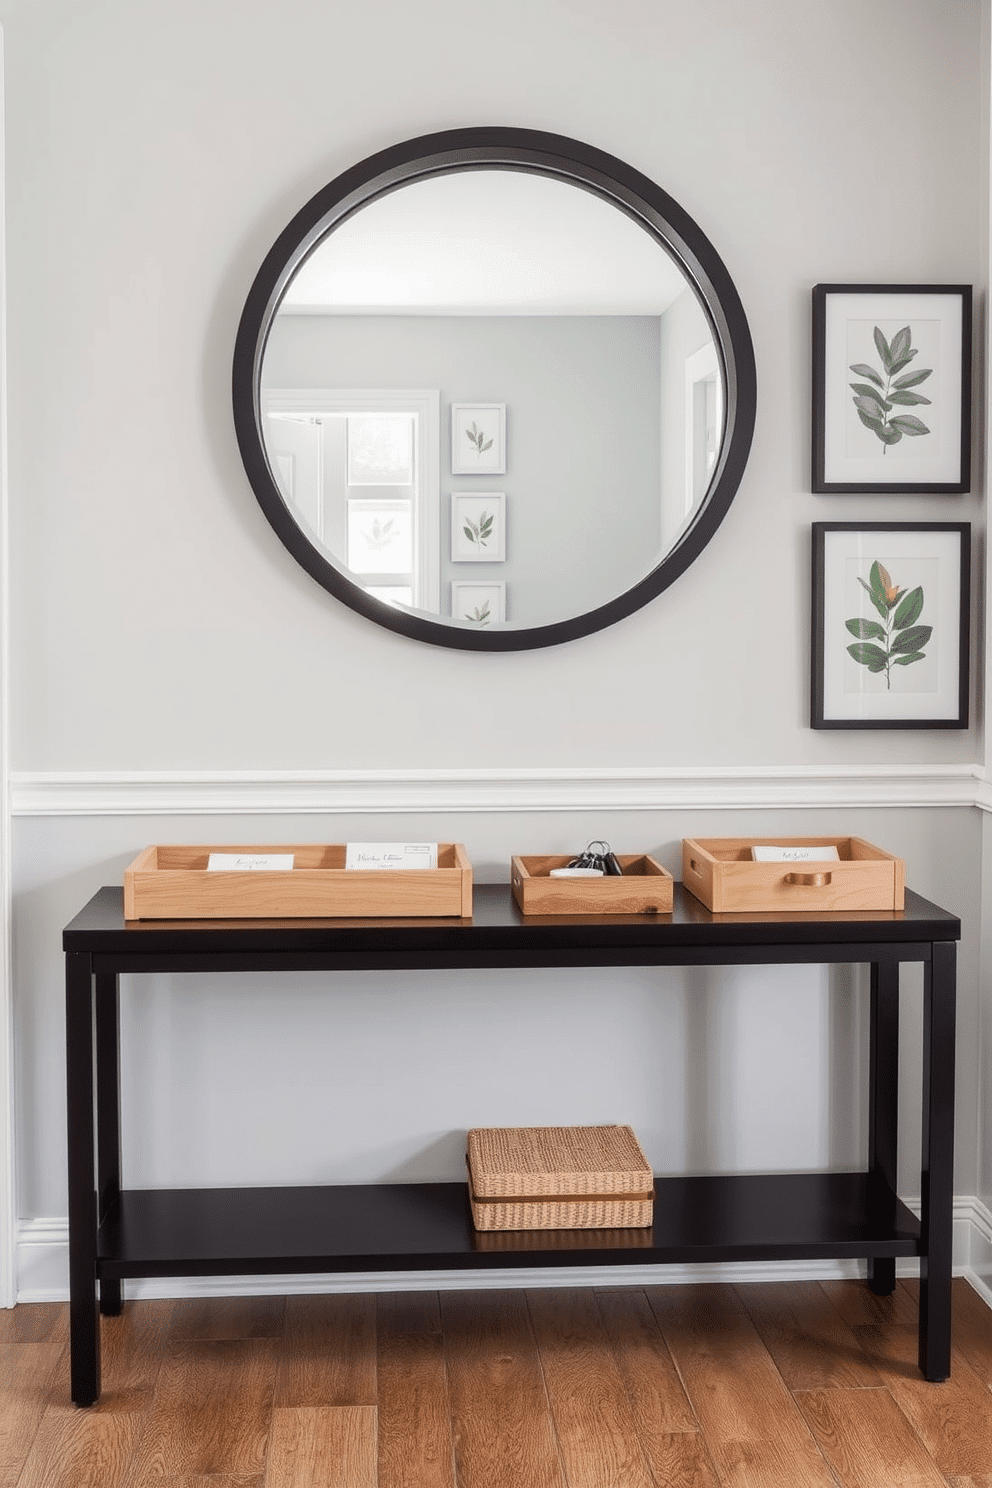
466 1124 651 1198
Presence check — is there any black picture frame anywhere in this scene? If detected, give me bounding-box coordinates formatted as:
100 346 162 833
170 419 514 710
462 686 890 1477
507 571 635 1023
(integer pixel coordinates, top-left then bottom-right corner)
811 522 970 729
812 284 971 494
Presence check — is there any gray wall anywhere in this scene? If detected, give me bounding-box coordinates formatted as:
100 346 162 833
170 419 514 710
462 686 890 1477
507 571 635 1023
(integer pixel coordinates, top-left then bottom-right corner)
263 313 662 625
2 0 988 1289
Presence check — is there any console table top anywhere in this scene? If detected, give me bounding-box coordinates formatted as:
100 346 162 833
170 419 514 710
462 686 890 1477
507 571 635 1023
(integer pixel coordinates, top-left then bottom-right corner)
64 882 960 956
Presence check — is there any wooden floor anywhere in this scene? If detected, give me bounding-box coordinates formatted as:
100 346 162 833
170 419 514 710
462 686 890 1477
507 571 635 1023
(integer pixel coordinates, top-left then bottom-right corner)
3 1279 992 1486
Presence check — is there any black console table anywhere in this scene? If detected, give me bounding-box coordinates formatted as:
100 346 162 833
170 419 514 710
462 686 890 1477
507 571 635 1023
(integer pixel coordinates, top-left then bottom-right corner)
63 882 959 1405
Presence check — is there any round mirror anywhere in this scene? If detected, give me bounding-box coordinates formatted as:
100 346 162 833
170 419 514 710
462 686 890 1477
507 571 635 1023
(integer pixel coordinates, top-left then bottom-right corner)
233 128 756 650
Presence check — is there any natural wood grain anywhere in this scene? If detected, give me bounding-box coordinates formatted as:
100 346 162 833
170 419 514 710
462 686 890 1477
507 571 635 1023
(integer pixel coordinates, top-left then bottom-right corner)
642 1432 723 1488
377 1292 455 1488
0 1309 69 1488
141 1478 262 1487
126 1339 278 1479
818 1276 920 1327
15 1408 143 1488
441 1290 566 1488
0 1301 66 1344
527 1288 655 1488
5 1280 990 1487
797 1386 949 1487
736 1279 883 1388
852 1319 992 1475
171 1294 285 1341
948 1280 992 1384
266 1405 376 1488
647 1284 838 1488
595 1287 699 1435
275 1293 376 1407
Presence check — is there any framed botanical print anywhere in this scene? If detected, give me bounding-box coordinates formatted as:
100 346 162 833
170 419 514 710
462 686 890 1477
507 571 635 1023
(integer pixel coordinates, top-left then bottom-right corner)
812 284 971 493
811 522 969 729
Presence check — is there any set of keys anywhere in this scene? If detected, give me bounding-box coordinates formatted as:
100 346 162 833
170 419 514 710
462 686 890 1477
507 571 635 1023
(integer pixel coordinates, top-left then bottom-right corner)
565 840 623 876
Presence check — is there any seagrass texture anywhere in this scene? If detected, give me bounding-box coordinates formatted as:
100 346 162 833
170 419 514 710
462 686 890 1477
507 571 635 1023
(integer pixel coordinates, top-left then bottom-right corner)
467 1125 654 1231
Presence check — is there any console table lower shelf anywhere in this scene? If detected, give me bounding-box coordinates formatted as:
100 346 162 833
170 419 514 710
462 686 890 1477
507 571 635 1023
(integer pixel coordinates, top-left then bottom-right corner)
97 1174 920 1276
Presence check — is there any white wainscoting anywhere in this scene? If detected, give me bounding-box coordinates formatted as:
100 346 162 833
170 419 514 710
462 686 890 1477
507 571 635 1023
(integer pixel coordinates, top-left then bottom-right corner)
9 763 991 818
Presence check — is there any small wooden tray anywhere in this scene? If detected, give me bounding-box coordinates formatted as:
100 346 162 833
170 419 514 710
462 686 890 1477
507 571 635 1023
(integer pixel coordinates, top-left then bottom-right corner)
681 836 905 914
123 843 473 920
510 854 673 916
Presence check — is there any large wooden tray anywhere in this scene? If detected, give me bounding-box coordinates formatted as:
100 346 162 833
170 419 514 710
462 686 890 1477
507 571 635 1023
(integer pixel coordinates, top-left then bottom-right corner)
681 836 905 913
123 843 473 920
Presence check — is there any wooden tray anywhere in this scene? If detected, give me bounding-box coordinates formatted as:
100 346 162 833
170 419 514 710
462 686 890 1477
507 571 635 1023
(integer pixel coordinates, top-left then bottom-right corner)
681 836 905 913
123 843 473 920
510 854 673 916
467 1125 654 1231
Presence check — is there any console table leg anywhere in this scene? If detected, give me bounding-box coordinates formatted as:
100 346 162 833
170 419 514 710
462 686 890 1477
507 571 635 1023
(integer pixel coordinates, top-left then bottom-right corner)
919 939 956 1383
95 973 122 1317
66 952 101 1406
867 960 899 1295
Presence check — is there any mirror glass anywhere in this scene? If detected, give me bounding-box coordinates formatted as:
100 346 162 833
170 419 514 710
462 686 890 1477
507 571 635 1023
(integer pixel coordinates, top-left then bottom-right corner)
234 132 755 649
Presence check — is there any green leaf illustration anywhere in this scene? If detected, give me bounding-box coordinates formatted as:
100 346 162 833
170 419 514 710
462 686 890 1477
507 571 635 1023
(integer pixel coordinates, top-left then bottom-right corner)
849 362 885 386
893 586 924 629
892 368 932 389
890 624 932 653
873 326 893 371
845 617 886 640
888 326 912 364
889 414 930 436
845 565 931 690
849 326 933 452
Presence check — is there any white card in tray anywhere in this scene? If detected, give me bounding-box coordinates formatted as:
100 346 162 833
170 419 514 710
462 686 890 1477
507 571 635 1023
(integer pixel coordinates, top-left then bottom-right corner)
345 842 438 870
751 845 841 863
207 853 295 871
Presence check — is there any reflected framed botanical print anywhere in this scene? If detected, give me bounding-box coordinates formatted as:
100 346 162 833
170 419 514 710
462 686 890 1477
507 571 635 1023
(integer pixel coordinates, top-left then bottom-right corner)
811 522 969 729
451 581 506 627
812 284 971 494
451 403 506 475
451 493 506 562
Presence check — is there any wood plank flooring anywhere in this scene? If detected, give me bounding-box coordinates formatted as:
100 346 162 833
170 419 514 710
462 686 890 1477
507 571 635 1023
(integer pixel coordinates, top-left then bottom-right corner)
2 1279 992 1486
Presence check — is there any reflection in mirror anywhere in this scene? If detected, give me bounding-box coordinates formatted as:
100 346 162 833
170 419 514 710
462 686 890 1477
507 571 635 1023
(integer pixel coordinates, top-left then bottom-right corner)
258 170 721 631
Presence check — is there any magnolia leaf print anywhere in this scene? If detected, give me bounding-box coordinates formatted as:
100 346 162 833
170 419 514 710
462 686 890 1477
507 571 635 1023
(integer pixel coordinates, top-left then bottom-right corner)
466 422 494 457
846 561 931 689
463 511 495 550
849 326 932 452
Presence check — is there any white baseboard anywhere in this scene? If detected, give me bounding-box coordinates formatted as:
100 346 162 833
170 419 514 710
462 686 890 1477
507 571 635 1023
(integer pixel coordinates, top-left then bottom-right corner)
14 1195 988 1304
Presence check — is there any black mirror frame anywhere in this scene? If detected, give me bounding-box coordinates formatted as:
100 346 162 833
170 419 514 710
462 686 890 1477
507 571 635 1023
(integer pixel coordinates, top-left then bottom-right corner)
233 127 757 651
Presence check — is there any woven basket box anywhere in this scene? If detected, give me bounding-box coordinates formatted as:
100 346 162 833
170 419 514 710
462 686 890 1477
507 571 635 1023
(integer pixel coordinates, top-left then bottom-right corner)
466 1124 654 1231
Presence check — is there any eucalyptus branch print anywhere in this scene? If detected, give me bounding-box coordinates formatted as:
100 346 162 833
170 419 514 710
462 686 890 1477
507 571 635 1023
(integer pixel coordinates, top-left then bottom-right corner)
846 561 932 690
849 325 932 452
465 421 493 459
463 510 495 551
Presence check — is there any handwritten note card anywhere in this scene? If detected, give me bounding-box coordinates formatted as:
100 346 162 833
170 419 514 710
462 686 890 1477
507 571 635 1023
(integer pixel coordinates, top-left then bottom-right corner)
345 843 438 871
751 845 840 863
207 853 295 872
